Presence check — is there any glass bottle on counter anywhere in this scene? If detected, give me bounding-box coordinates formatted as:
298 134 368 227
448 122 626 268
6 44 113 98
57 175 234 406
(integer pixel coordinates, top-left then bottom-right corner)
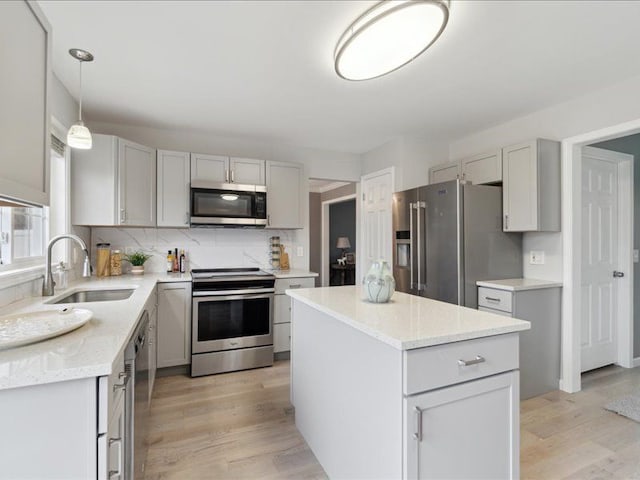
166 250 173 273
179 250 186 273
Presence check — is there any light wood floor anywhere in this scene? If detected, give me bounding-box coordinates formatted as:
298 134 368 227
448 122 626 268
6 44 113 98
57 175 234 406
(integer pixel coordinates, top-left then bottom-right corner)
144 361 640 480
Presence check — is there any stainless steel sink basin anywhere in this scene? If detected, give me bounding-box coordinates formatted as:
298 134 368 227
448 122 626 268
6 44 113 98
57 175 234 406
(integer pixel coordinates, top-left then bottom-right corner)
51 289 135 304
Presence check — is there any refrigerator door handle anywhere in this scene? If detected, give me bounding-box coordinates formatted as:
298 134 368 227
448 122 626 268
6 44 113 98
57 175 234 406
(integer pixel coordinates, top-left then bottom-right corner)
416 202 421 292
409 202 415 290
416 201 427 292
419 201 427 292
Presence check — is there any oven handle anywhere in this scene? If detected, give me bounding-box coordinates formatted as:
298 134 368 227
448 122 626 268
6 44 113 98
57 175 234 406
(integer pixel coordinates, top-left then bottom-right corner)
193 290 275 300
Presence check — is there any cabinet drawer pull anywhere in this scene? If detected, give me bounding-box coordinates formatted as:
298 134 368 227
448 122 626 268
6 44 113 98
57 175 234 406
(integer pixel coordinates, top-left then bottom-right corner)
289 284 301 289
108 437 123 478
231 170 235 183
412 406 423 442
484 296 501 302
458 355 485 367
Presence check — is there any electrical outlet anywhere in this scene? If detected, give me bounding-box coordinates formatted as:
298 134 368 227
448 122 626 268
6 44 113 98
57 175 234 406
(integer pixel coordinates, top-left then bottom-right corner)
125 246 135 254
296 246 304 257
529 251 545 265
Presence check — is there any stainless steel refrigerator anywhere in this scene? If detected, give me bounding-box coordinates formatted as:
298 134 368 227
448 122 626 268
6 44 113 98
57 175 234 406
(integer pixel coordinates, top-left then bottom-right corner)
392 180 522 308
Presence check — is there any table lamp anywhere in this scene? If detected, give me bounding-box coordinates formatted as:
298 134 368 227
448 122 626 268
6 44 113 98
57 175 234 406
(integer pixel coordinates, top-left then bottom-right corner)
336 237 351 258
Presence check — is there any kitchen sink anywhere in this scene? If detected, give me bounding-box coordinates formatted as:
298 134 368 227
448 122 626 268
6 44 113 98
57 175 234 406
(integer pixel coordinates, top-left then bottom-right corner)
50 288 135 304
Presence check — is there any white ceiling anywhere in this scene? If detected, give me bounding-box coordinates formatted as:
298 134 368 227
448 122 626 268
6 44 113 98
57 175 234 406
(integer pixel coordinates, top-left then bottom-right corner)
39 0 640 154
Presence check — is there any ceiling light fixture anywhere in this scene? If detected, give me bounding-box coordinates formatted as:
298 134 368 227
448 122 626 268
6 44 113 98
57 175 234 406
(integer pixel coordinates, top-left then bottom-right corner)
334 0 449 81
67 48 94 149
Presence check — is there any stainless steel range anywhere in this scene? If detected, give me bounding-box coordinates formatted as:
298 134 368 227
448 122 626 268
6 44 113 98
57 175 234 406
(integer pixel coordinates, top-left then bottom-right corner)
191 268 275 377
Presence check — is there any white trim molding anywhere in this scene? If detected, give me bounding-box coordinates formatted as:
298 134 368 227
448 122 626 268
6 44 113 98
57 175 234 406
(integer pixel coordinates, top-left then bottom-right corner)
561 117 640 393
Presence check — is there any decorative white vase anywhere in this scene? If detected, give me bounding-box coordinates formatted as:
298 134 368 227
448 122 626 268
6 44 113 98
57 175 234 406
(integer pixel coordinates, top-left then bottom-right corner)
363 260 395 303
131 265 145 275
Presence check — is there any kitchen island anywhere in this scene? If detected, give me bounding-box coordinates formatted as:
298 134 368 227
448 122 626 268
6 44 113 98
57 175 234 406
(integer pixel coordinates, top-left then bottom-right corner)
287 286 530 480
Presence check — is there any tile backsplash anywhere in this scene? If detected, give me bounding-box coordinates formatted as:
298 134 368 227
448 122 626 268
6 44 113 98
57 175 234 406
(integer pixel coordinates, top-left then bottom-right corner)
91 227 304 273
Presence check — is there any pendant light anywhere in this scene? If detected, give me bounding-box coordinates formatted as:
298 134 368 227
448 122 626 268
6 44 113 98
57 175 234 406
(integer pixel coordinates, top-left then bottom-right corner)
67 48 94 149
334 0 449 81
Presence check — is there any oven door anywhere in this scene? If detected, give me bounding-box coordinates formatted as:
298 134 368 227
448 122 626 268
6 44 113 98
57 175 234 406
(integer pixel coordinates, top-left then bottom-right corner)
192 292 273 353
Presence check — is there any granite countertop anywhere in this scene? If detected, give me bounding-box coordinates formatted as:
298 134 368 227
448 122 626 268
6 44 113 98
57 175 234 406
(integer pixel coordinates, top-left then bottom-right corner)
287 286 530 351
0 272 189 392
476 278 563 291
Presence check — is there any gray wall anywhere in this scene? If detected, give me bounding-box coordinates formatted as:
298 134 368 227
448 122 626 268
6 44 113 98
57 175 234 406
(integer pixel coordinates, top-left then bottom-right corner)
591 134 640 358
329 199 356 285
309 192 321 287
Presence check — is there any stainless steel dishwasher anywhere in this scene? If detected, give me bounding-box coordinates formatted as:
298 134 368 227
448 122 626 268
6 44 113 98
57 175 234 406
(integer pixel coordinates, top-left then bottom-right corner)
125 312 150 480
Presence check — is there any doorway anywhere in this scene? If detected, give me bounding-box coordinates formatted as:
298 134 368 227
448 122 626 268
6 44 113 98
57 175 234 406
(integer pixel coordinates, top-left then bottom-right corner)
561 123 638 393
308 179 358 287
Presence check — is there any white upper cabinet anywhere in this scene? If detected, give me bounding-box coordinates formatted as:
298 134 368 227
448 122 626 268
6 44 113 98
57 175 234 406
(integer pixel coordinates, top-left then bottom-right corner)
502 139 560 232
0 1 51 206
190 153 228 183
118 138 156 226
461 150 502 184
191 154 265 185
229 157 265 185
266 160 303 229
429 161 460 184
71 134 156 226
157 150 190 227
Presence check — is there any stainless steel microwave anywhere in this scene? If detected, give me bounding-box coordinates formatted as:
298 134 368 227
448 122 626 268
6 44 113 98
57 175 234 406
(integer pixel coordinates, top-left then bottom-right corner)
190 181 267 227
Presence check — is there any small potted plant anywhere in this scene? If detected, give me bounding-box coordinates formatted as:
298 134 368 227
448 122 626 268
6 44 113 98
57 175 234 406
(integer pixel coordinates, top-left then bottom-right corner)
123 251 153 275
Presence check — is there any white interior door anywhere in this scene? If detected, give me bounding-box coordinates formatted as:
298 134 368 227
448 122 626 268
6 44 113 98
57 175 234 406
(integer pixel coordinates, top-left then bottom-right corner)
580 146 627 372
360 168 394 277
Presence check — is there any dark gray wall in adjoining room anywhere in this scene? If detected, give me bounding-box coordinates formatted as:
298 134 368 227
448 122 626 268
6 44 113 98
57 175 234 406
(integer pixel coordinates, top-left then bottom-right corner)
591 133 640 358
329 199 356 284
309 192 322 287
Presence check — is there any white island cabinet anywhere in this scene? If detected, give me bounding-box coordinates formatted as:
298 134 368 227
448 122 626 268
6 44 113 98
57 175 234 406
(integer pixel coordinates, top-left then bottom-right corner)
288 286 530 480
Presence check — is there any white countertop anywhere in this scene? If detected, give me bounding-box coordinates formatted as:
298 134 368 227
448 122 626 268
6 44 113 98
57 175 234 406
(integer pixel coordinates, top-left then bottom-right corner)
0 272 188 392
270 269 318 279
476 278 563 291
287 286 530 351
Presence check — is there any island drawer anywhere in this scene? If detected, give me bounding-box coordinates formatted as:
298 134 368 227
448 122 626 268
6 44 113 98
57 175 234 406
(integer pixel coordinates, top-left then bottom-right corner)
403 333 519 395
276 277 315 294
478 287 512 313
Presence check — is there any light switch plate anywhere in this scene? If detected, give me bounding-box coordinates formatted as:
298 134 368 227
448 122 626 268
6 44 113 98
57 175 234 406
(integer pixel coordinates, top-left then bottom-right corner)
296 246 304 257
530 251 545 265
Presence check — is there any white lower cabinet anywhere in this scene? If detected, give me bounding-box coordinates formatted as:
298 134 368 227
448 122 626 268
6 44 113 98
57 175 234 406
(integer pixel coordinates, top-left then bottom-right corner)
99 391 126 480
273 277 314 353
405 371 519 479
157 282 191 367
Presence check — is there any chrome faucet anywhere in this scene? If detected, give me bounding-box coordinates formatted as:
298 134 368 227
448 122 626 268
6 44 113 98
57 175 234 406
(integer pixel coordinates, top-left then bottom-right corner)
42 234 91 296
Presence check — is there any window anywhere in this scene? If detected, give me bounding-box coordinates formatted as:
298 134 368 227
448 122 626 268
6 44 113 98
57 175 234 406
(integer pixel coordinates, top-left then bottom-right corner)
0 132 69 272
0 203 48 267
